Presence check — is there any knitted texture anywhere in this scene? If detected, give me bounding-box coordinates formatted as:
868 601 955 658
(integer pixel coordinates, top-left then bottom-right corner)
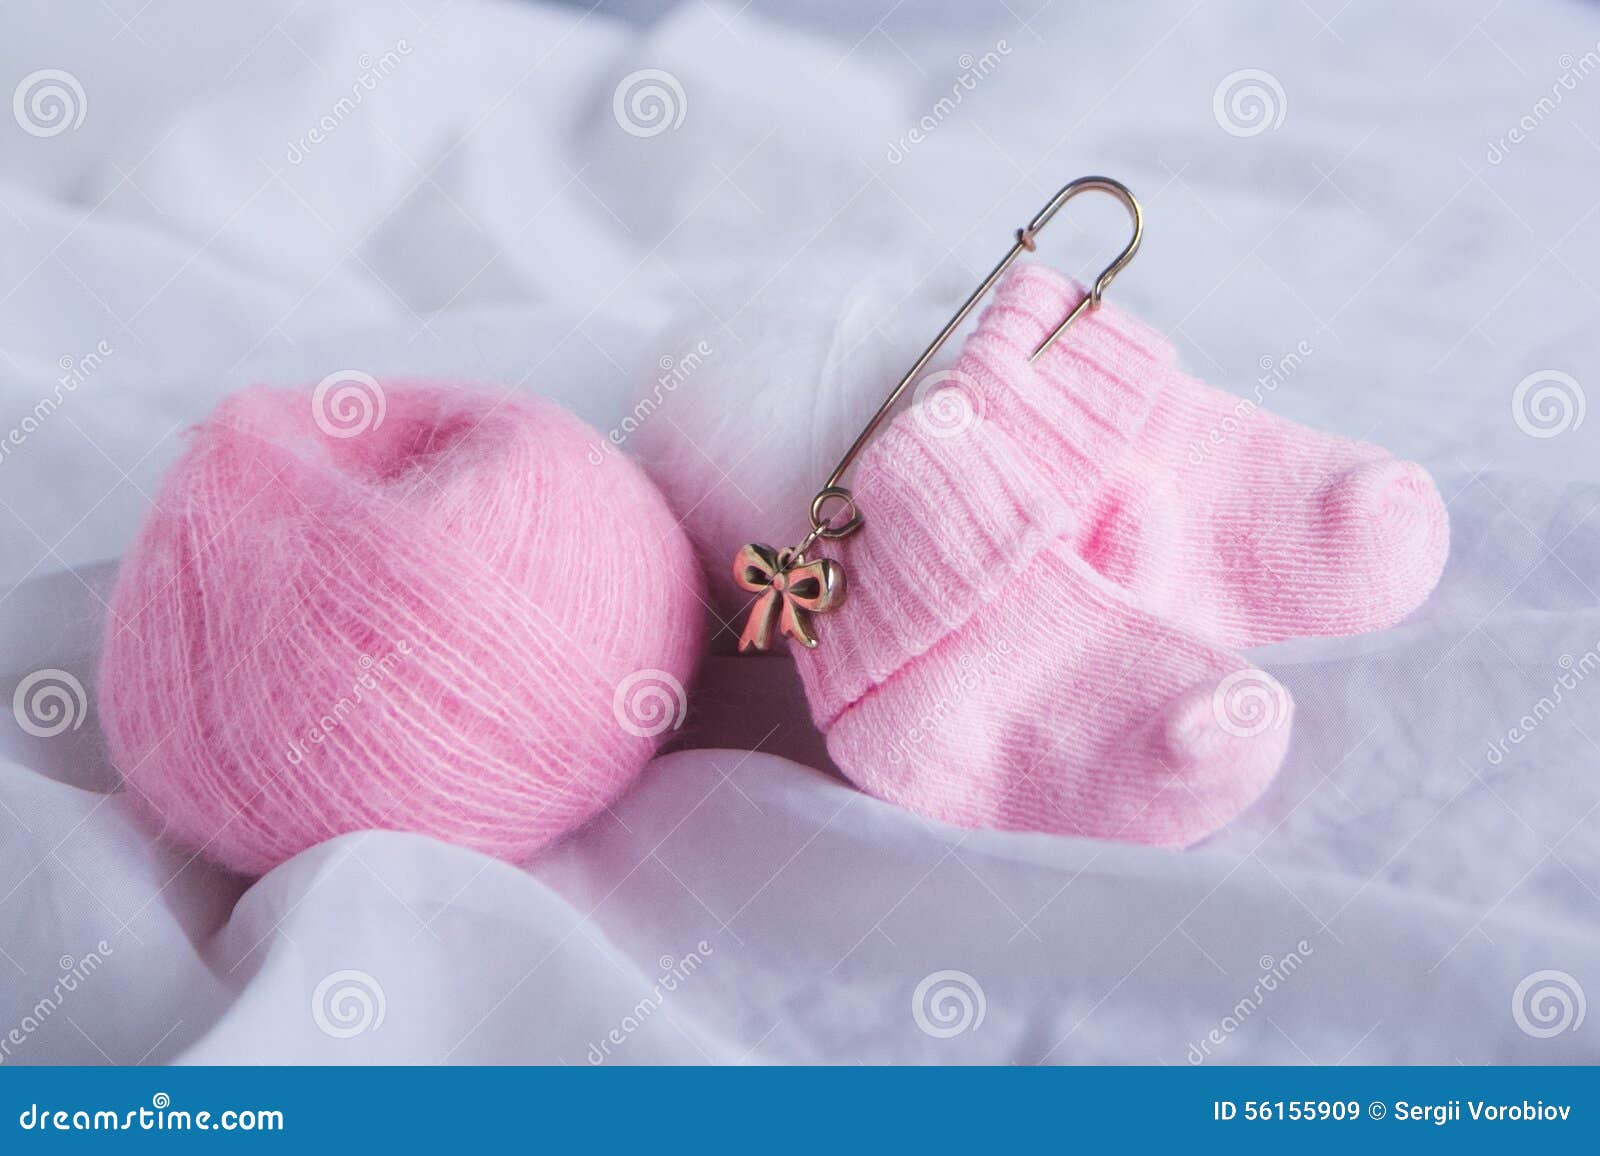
978 264 1450 647
801 291 1186 724
622 261 1448 845
797 417 1074 728
795 414 1293 847
99 383 703 875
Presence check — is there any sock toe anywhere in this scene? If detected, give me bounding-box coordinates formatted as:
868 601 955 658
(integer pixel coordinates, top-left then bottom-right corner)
1094 367 1452 647
1142 670 1293 847
1321 458 1450 631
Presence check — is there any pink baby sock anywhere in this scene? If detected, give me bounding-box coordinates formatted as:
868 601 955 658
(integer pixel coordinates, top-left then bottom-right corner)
955 264 1449 648
794 410 1292 847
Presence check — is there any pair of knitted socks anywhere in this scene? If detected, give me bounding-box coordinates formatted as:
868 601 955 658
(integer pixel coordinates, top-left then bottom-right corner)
784 264 1447 846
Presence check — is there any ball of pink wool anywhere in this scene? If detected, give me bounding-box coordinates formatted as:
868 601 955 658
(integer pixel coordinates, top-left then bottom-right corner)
99 382 703 875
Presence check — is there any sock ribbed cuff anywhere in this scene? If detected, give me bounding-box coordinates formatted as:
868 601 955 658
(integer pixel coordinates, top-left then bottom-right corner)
795 264 1183 729
795 417 1072 728
987 262 1177 376
945 263 1178 510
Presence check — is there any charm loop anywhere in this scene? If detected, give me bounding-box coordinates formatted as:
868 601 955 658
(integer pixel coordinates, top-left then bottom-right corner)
808 486 861 542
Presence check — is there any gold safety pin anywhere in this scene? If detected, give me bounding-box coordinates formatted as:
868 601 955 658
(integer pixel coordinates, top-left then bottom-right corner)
734 176 1144 652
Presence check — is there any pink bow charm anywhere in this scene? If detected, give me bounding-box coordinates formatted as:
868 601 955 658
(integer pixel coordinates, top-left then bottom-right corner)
732 542 847 652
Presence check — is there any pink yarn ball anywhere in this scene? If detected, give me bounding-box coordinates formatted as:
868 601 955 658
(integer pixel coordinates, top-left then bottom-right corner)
99 382 703 875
